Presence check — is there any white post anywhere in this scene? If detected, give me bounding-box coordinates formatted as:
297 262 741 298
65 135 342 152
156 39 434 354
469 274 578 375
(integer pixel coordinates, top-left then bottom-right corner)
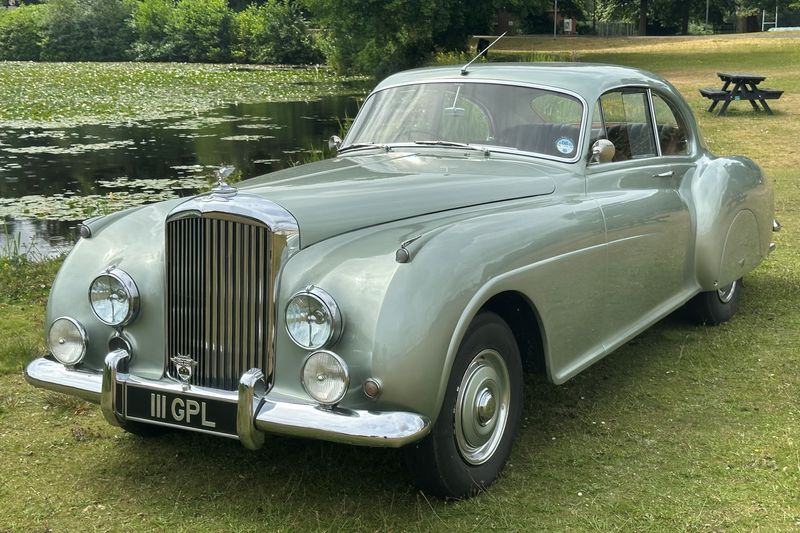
705 0 709 25
553 0 558 38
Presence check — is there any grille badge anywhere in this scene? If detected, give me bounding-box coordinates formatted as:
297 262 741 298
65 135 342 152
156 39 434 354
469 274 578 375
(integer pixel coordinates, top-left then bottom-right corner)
171 355 198 390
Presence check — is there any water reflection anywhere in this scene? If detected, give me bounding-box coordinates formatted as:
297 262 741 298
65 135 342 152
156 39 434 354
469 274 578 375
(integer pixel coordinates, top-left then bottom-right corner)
0 95 363 256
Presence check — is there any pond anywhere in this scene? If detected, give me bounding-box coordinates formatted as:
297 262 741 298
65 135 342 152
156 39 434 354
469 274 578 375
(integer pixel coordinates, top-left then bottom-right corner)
0 94 364 257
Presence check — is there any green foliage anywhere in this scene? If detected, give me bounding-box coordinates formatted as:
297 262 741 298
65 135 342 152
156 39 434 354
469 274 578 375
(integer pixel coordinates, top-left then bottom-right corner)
0 5 47 61
688 21 714 34
231 2 322 65
302 0 494 77
169 0 232 63
40 0 134 61
130 0 176 61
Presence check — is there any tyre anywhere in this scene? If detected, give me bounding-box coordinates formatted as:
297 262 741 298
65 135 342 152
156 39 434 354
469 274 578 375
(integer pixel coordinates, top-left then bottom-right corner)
686 278 742 325
402 311 523 498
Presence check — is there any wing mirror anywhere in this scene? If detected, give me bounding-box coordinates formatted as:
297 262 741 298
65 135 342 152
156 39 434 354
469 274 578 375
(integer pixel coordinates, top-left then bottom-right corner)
329 135 342 151
590 139 615 164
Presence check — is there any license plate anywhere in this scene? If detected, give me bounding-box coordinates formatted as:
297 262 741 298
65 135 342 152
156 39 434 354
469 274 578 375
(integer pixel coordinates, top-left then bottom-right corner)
124 384 238 437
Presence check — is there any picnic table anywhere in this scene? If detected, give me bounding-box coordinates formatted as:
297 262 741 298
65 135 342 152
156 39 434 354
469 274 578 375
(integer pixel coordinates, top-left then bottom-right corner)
699 72 783 116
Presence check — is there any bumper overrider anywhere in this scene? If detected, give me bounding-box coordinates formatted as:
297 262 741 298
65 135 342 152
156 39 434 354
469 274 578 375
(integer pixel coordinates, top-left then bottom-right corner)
24 351 430 449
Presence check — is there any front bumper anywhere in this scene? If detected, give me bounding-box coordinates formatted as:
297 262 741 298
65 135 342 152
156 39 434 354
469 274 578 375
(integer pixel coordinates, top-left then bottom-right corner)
24 351 430 449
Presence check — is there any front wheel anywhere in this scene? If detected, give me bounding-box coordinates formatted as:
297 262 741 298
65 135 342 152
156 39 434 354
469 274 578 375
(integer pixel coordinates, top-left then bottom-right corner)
402 312 523 498
686 278 742 325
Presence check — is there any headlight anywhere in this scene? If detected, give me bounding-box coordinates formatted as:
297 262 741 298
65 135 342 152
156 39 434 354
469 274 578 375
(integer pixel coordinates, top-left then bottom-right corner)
285 286 343 350
301 350 349 405
89 267 140 326
48 317 87 366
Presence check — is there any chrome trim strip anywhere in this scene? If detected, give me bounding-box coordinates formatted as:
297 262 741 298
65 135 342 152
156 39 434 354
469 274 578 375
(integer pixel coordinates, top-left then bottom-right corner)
24 358 101 403
25 356 430 448
646 88 662 158
237 368 266 450
167 192 299 235
101 349 129 427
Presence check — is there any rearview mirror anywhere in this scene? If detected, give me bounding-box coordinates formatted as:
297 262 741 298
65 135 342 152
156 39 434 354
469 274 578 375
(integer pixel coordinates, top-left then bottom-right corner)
329 135 342 151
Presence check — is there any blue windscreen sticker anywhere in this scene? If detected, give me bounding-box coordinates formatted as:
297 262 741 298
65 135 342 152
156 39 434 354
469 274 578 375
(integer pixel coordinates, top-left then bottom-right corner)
556 137 575 155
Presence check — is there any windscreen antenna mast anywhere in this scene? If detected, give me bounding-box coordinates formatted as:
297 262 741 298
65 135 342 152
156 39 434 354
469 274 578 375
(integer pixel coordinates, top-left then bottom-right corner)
460 32 507 76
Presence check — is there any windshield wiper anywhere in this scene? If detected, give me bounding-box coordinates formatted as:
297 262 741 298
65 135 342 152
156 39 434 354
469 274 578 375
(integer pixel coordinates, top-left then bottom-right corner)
338 142 390 153
413 140 490 156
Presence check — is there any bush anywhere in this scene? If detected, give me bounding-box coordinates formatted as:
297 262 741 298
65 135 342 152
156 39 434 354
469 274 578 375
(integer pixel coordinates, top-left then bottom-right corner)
232 1 322 65
40 0 134 61
0 4 47 61
130 0 177 61
170 0 232 63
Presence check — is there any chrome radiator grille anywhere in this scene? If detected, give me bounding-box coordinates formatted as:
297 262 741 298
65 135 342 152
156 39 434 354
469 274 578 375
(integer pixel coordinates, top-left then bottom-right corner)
166 216 271 391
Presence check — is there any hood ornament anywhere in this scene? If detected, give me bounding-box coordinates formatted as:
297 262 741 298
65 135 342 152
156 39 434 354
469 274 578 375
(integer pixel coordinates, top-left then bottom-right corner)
210 165 238 199
171 354 198 390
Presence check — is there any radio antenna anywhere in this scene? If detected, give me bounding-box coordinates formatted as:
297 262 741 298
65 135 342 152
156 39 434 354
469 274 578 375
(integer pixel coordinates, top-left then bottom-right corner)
460 32 507 76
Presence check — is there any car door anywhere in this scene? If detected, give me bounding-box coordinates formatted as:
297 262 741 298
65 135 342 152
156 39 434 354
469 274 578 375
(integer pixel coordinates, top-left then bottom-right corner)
586 88 694 343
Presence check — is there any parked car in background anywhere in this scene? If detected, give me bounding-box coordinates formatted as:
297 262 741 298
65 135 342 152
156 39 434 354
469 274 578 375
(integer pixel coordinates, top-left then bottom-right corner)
26 63 777 498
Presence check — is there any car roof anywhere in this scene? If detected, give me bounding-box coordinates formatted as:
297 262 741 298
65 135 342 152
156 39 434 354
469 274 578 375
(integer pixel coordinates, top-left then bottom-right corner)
374 63 677 103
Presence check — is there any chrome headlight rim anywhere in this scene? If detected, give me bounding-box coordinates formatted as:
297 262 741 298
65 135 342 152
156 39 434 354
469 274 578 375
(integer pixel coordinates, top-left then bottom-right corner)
300 350 350 406
284 286 343 350
88 267 140 327
48 316 88 366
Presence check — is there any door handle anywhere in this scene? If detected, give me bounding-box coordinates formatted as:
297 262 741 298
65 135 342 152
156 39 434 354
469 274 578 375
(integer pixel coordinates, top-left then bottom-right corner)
654 170 674 178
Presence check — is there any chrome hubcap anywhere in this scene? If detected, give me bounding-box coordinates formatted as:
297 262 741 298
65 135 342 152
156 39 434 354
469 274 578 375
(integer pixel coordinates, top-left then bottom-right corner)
476 388 496 426
455 349 510 465
717 280 737 304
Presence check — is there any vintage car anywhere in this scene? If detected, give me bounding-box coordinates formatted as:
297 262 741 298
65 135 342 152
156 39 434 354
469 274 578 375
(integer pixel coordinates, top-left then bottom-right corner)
25 63 777 498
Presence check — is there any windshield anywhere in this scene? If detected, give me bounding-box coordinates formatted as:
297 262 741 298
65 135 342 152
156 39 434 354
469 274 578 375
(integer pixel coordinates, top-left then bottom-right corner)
344 82 585 160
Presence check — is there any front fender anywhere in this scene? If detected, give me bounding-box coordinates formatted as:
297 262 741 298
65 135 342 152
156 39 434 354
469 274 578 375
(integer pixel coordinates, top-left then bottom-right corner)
45 199 183 377
277 195 606 423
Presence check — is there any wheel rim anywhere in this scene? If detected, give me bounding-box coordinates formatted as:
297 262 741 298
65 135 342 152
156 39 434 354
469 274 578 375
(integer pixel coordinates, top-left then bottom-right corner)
455 349 511 465
717 279 737 304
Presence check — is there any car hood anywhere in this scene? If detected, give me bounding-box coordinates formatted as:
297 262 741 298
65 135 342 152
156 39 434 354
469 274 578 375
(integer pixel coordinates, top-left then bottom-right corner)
239 150 563 248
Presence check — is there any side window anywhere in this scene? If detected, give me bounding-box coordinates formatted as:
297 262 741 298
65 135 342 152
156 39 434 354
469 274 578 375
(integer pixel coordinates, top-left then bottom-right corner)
598 89 657 162
652 93 689 156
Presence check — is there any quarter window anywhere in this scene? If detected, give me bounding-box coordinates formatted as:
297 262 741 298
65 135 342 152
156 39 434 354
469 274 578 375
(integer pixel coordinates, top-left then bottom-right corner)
596 89 657 162
652 93 689 156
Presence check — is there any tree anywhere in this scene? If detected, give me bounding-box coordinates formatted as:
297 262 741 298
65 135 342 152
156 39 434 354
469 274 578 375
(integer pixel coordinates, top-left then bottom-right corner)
301 0 494 77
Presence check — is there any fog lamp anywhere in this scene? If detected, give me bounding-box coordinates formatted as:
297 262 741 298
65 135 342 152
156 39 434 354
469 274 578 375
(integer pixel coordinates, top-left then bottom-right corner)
89 267 139 326
301 350 349 406
48 317 88 366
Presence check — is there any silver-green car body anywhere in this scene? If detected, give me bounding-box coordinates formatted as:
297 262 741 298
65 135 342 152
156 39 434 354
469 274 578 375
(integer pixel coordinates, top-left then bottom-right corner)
26 64 775 484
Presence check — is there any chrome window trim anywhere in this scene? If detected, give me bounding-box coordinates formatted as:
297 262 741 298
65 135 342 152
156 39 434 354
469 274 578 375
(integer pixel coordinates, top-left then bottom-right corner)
88 267 140 327
649 89 695 158
646 88 662 158
343 79 589 164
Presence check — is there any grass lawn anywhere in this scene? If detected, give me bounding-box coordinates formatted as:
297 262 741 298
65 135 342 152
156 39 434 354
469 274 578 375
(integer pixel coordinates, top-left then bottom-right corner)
1 33 799 530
